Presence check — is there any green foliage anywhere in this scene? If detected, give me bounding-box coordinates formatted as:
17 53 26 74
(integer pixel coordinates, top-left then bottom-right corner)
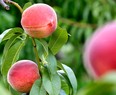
60 79 70 95
77 72 116 95
30 79 46 95
0 83 12 95
49 26 68 55
0 25 77 95
0 11 14 32
38 39 48 57
58 62 77 95
0 28 23 43
22 2 32 11
1 28 26 76
0 0 116 95
0 2 77 94
45 52 57 75
42 68 61 95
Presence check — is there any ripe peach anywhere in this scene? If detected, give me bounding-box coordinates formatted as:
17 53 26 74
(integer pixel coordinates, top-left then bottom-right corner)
83 21 116 79
21 3 57 38
7 60 40 93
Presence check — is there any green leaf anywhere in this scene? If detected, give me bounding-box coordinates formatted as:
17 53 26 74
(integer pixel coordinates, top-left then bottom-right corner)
77 72 116 95
0 29 11 43
2 34 21 64
100 71 116 84
46 52 57 75
30 79 46 95
58 62 77 95
58 70 70 95
9 86 21 95
77 82 116 95
0 83 12 95
42 69 61 95
23 2 32 11
48 26 68 55
59 89 67 95
0 28 23 43
38 39 48 57
61 79 70 95
1 39 26 76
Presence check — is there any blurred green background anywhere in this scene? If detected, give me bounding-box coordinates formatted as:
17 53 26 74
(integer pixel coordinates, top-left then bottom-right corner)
0 0 116 94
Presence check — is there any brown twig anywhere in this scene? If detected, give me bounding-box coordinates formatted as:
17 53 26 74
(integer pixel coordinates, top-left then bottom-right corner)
0 0 9 10
59 17 97 28
31 38 41 70
6 0 23 13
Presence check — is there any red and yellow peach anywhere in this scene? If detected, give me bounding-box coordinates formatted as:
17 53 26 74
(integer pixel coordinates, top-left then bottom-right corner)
7 60 40 93
21 3 57 38
83 21 116 79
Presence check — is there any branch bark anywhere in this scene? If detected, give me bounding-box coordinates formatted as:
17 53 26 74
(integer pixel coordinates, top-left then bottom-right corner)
0 0 9 10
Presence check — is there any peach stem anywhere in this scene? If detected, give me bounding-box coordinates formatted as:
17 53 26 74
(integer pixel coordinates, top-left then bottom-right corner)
31 38 40 69
6 0 23 13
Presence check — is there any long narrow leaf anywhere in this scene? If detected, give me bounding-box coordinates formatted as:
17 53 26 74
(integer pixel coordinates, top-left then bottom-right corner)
38 39 48 57
30 79 46 95
49 26 68 55
1 40 25 76
42 69 61 95
0 28 23 43
46 52 57 75
58 62 77 95
1 34 20 64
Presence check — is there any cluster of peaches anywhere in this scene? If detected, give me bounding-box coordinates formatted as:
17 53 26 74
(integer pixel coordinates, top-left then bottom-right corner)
7 2 116 93
7 3 57 93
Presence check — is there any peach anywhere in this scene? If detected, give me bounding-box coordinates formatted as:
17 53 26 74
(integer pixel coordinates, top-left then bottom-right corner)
7 60 40 93
21 3 57 38
83 21 116 79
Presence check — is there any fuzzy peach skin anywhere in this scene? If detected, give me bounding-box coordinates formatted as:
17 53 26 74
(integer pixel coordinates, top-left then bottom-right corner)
21 3 57 38
83 21 116 79
7 60 40 93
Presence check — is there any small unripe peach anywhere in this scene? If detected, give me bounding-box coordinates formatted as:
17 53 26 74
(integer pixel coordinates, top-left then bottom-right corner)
83 21 116 79
21 3 57 38
7 60 40 93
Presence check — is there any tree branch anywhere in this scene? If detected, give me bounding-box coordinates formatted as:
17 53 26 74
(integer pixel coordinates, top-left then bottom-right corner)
0 0 9 10
59 17 97 28
6 0 23 13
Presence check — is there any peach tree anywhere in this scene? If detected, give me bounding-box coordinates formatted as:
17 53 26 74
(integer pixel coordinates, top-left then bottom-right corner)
0 1 77 95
